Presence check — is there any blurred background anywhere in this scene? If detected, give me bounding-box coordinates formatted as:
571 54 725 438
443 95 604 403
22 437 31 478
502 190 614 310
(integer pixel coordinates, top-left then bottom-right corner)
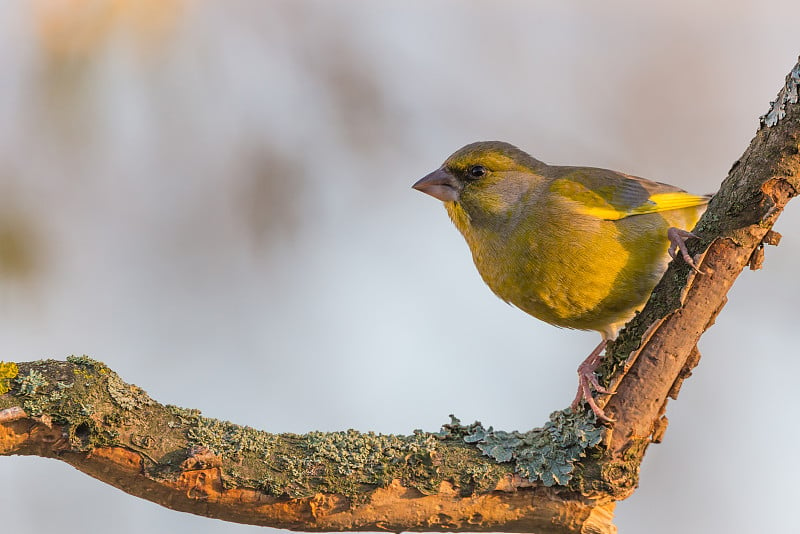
1 1 798 532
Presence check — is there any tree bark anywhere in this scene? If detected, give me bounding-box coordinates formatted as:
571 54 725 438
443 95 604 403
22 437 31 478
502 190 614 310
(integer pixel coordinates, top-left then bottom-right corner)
2 58 799 533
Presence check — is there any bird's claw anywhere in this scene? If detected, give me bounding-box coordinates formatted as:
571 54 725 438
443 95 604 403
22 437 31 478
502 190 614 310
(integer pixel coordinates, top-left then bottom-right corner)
583 366 613 395
572 378 615 422
667 227 702 273
571 339 615 422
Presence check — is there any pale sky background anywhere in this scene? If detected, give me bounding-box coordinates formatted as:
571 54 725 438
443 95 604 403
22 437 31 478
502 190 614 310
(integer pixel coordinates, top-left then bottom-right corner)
1 2 799 533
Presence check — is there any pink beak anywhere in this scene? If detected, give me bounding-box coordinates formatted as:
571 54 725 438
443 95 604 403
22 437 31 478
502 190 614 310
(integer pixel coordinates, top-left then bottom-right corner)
412 168 461 202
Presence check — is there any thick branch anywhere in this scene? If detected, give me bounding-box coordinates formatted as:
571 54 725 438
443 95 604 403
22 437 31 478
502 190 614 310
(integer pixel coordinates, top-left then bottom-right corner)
1 359 614 533
1 58 799 533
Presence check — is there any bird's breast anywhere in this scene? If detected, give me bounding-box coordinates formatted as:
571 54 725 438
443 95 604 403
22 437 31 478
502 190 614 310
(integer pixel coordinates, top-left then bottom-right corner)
463 213 643 332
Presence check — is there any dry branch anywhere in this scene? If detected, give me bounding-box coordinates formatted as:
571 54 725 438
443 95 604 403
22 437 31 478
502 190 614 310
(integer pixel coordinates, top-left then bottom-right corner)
2 58 799 534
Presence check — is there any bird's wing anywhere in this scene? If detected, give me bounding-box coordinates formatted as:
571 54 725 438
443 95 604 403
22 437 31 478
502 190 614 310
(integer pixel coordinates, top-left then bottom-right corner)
548 168 710 221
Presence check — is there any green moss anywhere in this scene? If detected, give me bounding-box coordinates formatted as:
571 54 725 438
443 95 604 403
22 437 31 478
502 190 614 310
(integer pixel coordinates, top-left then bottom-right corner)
571 436 647 497
66 354 105 368
66 355 110 387
0 361 18 394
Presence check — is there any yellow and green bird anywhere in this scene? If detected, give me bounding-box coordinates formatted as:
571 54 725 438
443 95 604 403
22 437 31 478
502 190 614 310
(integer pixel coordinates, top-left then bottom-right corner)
413 141 709 421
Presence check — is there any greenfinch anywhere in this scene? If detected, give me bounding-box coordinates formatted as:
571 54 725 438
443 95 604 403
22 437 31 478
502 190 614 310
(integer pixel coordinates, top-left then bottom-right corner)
413 141 709 422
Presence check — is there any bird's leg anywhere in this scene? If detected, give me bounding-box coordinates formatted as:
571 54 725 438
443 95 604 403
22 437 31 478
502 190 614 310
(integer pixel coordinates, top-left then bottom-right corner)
571 339 615 422
667 227 702 273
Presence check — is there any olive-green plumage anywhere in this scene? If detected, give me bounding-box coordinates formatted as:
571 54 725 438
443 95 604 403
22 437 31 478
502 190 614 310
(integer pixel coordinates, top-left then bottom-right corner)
414 141 709 340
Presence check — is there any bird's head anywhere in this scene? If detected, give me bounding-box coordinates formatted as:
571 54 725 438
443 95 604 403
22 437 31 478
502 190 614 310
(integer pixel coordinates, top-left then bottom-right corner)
413 141 546 225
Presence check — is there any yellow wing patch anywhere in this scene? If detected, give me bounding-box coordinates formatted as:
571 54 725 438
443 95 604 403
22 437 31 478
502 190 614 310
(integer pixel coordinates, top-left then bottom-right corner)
627 192 711 216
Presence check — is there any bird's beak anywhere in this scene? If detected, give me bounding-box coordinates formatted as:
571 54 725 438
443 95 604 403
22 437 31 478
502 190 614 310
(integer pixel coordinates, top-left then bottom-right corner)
412 168 461 202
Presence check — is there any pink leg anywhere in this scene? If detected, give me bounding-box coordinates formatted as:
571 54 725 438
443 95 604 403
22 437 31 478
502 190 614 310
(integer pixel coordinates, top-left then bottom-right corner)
667 227 702 273
571 339 615 422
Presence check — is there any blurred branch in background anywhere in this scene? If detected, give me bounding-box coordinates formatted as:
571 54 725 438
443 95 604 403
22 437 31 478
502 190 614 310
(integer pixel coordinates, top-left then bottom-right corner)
1 1 413 287
34 0 183 61
0 202 41 283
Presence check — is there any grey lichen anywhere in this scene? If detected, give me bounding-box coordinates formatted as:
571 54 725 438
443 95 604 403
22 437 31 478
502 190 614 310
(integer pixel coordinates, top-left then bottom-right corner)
760 59 800 127
107 372 154 411
301 429 442 496
15 369 49 396
166 404 460 500
265 428 444 499
304 429 439 477
170 406 279 459
443 410 603 487
14 368 52 416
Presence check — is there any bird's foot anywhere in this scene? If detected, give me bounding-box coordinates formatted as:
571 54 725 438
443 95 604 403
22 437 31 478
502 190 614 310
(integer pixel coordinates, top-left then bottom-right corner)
667 227 702 273
571 339 615 422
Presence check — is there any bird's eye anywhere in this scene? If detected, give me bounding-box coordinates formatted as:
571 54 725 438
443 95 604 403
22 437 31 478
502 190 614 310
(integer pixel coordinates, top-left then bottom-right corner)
468 165 487 178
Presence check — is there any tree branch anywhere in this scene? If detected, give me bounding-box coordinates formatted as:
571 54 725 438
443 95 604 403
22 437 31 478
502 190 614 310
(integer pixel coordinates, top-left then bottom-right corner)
2 58 799 533
1 358 614 533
